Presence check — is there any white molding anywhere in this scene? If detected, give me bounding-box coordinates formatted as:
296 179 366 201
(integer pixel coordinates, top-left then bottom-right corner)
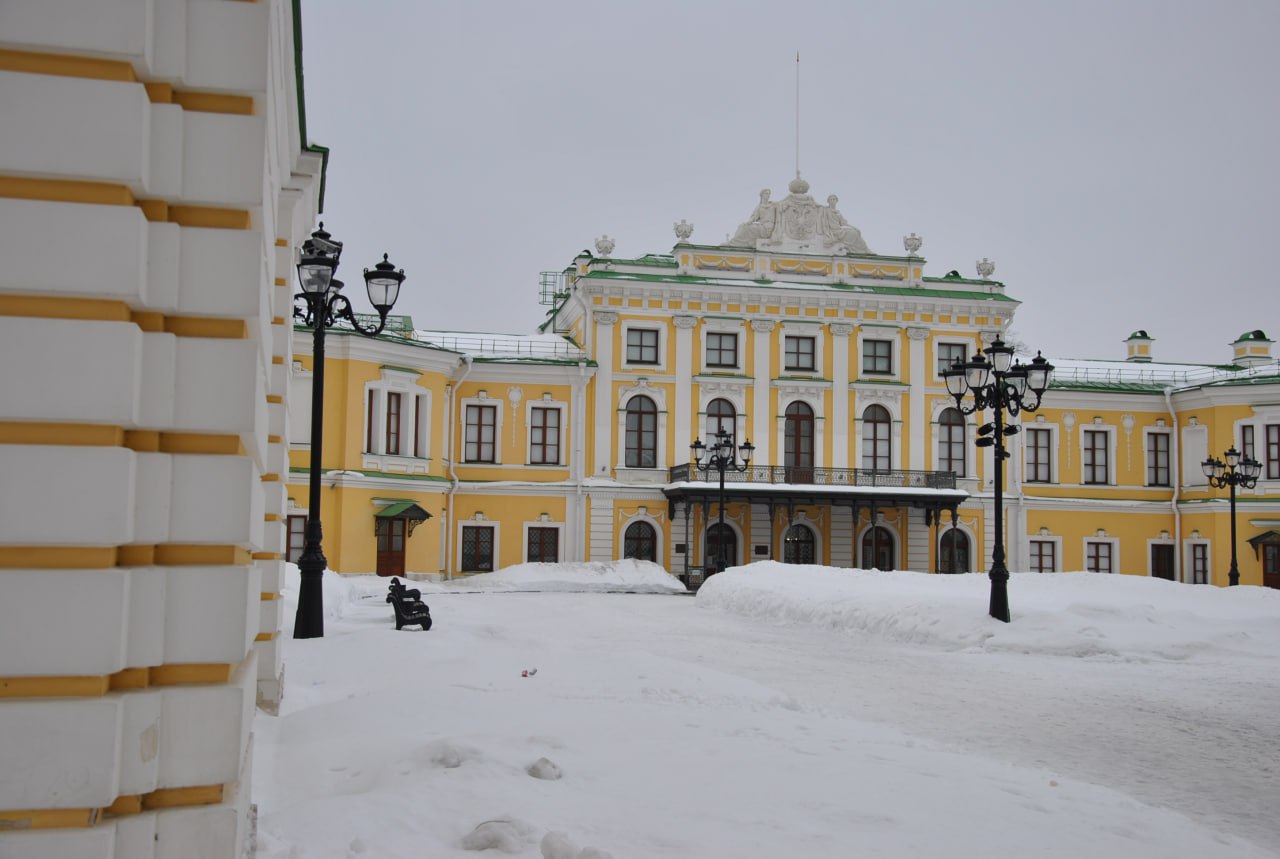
522 518 564 563
461 396 503 465
1082 536 1120 573
525 397 567 466
457 517 500 572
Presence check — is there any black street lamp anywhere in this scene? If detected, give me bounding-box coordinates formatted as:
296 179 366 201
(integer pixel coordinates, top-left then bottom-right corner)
1201 446 1262 586
943 339 1054 622
293 224 406 639
691 427 754 574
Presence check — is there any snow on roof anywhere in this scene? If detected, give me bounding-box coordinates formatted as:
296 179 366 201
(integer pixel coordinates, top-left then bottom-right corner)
1048 356 1279 389
416 329 585 361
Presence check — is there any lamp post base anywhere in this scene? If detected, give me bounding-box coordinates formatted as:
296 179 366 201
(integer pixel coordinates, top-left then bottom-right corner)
988 564 1011 623
294 536 327 639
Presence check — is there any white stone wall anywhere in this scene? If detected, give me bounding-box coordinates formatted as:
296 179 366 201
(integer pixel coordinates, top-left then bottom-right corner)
0 0 321 853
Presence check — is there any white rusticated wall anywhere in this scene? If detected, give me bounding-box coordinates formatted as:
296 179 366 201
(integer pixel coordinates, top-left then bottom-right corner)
0 0 322 854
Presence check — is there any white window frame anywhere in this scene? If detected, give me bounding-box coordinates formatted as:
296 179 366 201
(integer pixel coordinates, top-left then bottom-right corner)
934 404 969 478
457 517 500 573
1143 428 1172 488
616 381 668 473
1024 422 1058 484
1027 536 1061 573
1186 540 1211 585
622 323 666 370
859 333 897 377
1083 537 1120 573
934 340 971 381
1080 425 1116 486
781 321 824 376
526 398 567 466
363 369 430 468
699 318 745 374
857 521 901 570
461 395 503 465
522 519 564 563
856 400 901 472
620 513 664 563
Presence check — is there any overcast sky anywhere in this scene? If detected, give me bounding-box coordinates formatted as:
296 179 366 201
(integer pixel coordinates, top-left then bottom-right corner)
300 0 1278 365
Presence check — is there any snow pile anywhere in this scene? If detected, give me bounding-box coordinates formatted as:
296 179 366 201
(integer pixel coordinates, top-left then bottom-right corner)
451 559 685 593
697 562 1280 661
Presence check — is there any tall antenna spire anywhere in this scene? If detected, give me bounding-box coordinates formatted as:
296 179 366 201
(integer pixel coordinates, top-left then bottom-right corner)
795 51 801 179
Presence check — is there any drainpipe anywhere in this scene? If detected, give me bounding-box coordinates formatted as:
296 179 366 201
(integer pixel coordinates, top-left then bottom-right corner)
573 360 589 561
1163 386 1182 582
445 355 475 580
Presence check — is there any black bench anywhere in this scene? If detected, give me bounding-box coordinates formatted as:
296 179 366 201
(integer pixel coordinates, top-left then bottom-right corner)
386 577 432 631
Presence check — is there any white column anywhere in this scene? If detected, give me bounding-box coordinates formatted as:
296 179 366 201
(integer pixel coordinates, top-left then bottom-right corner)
674 315 696 459
831 323 852 468
907 327 928 471
592 311 617 476
751 320 774 466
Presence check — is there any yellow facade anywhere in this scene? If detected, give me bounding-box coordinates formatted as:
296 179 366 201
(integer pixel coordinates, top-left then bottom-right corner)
289 218 1279 590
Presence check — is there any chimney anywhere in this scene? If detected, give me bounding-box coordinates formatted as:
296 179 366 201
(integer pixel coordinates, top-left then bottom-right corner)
1124 330 1153 363
1231 330 1274 368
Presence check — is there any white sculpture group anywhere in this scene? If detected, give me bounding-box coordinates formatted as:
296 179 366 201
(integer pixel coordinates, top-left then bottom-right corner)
724 176 871 254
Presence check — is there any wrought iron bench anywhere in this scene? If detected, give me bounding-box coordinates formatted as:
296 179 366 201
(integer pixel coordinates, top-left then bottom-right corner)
386 577 432 631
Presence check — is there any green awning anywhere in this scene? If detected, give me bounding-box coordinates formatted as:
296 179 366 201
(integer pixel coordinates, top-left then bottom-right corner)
375 502 431 521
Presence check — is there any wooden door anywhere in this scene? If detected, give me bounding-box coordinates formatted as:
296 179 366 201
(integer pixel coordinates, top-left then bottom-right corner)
1151 544 1175 581
376 518 406 577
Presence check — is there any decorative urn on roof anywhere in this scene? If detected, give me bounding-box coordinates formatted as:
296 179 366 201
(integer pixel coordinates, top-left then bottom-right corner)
594 235 615 257
976 258 995 280
673 219 694 242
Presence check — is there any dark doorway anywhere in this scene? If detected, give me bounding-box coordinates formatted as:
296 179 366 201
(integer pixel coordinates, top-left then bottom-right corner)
706 522 738 572
1151 544 1175 581
861 526 895 571
783 524 816 565
939 528 970 574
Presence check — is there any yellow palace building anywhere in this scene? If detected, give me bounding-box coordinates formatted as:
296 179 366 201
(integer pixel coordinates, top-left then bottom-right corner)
288 176 1280 589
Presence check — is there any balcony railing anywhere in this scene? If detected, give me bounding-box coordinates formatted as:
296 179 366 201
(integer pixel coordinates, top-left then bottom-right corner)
668 464 958 490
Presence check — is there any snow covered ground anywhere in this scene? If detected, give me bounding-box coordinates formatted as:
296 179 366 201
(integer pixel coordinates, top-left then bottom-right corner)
253 562 1280 858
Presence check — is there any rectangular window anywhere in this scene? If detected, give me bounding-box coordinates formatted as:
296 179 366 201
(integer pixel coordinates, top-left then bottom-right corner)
1026 428 1052 483
1086 541 1113 573
1146 432 1170 486
1191 544 1208 585
1267 425 1280 480
626 328 659 364
1083 430 1109 484
784 336 816 371
414 395 422 458
461 525 495 572
366 391 376 453
385 392 402 455
863 339 892 374
286 515 307 564
1240 425 1255 463
465 404 497 463
937 342 968 376
529 407 561 465
705 332 738 368
526 527 559 563
1029 540 1056 573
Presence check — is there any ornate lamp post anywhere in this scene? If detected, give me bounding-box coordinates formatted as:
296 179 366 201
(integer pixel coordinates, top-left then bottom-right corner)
943 339 1054 622
690 427 754 574
1201 447 1262 586
293 224 406 638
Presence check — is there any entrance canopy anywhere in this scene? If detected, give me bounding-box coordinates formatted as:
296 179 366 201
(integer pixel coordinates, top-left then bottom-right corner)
374 501 432 536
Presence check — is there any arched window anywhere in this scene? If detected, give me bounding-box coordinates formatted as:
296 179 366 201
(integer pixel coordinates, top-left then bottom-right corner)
862 405 891 471
706 398 736 442
784 401 814 482
860 526 895 570
939 528 970 574
623 521 657 562
625 396 657 468
938 407 966 477
783 524 817 565
706 522 737 572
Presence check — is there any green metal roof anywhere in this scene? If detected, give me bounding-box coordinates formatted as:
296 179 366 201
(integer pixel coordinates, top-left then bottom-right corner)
375 502 431 520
